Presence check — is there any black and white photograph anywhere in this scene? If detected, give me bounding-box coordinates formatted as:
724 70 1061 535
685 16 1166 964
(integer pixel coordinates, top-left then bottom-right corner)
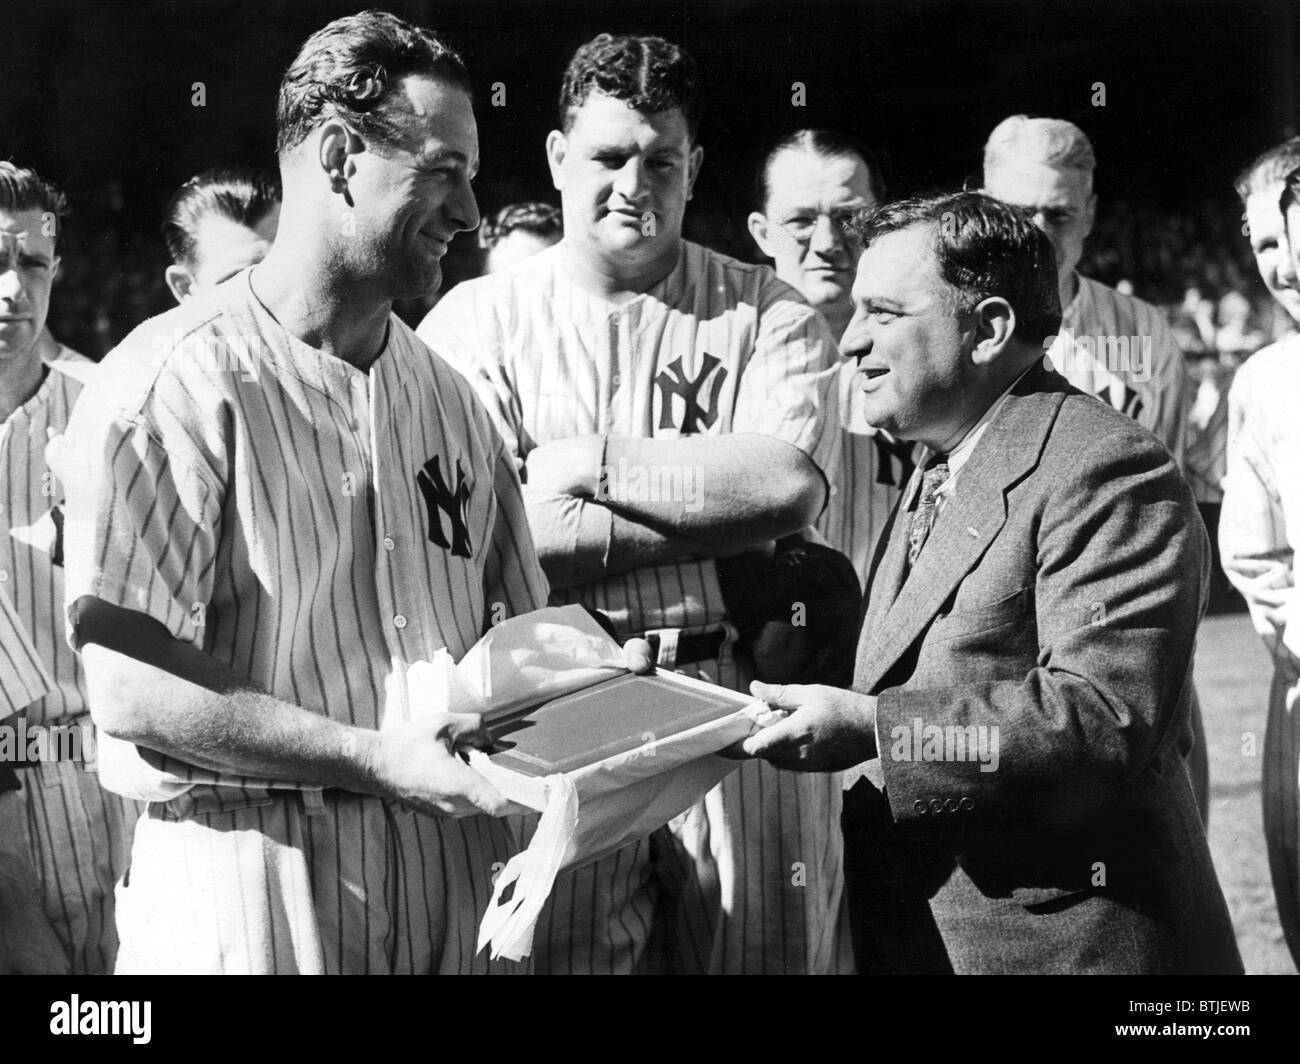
0 0 1294 1027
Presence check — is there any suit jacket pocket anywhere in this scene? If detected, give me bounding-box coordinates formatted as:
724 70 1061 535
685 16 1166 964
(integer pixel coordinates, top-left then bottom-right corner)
928 585 1034 645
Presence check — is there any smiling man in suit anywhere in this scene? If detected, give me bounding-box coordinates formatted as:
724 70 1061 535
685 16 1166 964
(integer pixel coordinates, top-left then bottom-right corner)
738 190 1242 974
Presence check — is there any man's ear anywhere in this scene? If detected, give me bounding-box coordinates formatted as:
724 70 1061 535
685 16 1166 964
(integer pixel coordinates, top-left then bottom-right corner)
317 120 361 198
164 264 196 304
685 143 704 201
1082 191 1098 240
748 212 777 258
545 130 568 192
970 296 1016 366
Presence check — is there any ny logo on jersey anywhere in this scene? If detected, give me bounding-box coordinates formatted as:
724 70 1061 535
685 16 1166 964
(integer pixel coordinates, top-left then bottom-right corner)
656 354 728 434
872 435 917 488
1098 384 1145 422
416 455 472 558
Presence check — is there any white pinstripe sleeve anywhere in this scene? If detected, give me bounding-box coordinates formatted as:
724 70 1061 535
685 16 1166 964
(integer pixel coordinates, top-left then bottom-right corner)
0 587 52 717
731 282 841 483
1219 367 1296 662
64 413 221 649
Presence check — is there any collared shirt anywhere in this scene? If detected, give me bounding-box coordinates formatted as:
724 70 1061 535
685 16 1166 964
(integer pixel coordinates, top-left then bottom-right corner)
64 270 549 801
905 364 1036 515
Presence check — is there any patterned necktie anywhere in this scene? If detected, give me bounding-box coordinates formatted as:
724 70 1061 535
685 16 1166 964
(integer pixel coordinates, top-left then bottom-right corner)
907 456 950 567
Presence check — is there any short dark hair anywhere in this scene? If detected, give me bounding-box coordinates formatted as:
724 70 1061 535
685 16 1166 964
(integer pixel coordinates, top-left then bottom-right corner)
1279 165 1300 220
1235 137 1300 204
480 201 562 250
162 166 282 268
0 161 70 252
755 129 886 210
851 190 1062 346
558 34 699 139
276 9 471 155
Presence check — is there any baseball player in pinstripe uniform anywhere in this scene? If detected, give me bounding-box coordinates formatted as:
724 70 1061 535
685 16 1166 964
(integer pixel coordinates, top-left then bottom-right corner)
421 34 850 974
62 11 553 975
0 162 140 975
0 587 68 974
1219 142 1300 969
748 129 909 587
983 115 1208 822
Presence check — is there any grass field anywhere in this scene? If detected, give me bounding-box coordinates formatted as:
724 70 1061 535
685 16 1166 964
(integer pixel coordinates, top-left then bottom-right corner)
1198 613 1297 974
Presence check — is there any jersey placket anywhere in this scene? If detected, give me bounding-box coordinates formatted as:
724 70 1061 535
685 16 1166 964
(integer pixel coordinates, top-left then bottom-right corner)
363 362 420 678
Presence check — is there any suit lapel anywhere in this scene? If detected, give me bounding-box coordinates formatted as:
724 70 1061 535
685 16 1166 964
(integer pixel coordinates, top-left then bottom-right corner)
854 366 1067 693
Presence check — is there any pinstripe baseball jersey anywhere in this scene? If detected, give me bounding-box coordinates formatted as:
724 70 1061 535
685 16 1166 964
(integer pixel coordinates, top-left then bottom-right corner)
65 270 549 800
2 347 139 974
815 360 914 586
420 239 848 974
1046 274 1189 467
1 354 91 725
0 585 50 716
62 270 549 974
421 241 840 636
1220 334 1300 664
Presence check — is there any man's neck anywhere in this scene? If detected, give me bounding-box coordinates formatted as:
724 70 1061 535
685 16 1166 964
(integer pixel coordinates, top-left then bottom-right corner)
920 356 1038 455
0 348 46 424
251 240 391 371
562 237 681 303
1059 269 1080 312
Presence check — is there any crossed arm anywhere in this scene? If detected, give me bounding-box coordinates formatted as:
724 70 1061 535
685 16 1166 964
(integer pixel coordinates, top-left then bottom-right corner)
523 433 827 589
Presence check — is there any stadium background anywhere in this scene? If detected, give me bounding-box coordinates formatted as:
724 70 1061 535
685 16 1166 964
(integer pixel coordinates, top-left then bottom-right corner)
2 0 1297 972
2 0 1296 357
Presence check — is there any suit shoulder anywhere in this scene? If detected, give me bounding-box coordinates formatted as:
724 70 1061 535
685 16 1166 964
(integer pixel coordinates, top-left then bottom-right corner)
1051 385 1177 464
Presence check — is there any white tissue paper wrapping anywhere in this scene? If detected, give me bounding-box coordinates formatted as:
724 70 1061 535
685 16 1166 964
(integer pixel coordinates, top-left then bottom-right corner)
405 604 773 962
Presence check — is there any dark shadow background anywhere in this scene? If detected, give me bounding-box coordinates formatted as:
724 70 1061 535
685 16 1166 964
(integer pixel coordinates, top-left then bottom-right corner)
2 0 1295 353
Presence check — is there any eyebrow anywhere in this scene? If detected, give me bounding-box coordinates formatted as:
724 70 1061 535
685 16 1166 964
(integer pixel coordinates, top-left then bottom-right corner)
861 296 906 311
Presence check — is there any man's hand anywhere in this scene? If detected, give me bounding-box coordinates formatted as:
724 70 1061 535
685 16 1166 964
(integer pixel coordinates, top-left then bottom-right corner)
622 636 654 675
733 682 879 772
365 713 519 818
525 436 604 497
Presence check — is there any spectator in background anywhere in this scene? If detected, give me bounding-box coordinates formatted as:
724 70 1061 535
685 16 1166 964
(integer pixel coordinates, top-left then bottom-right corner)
983 115 1206 824
1219 141 1300 970
1215 290 1266 360
161 166 281 302
747 129 883 343
479 201 561 274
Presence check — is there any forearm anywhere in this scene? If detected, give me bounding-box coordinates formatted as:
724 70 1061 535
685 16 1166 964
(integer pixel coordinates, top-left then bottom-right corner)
601 434 824 541
74 601 383 794
524 487 745 589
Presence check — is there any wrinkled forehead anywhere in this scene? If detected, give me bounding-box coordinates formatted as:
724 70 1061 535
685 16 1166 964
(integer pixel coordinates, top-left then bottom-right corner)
851 225 943 302
765 149 876 210
382 74 480 165
984 159 1092 210
0 207 57 259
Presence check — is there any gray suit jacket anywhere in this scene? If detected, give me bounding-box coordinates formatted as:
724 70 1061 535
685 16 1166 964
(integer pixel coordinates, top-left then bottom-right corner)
850 364 1241 974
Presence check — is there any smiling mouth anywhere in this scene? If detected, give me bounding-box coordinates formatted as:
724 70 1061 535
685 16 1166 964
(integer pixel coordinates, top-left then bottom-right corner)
860 366 888 380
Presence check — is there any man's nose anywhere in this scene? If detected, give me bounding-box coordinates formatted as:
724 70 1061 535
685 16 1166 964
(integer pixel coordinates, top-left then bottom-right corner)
0 264 24 304
1279 241 1300 290
839 308 872 358
448 179 480 236
808 213 843 255
613 157 649 203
